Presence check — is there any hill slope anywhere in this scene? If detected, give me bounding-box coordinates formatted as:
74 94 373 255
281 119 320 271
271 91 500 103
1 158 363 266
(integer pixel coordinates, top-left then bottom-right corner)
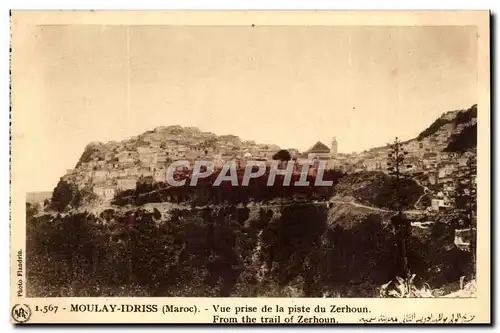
26 202 471 297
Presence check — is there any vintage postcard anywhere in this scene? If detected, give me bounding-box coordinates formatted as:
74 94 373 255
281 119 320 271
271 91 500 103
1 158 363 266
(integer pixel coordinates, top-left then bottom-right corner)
10 10 490 324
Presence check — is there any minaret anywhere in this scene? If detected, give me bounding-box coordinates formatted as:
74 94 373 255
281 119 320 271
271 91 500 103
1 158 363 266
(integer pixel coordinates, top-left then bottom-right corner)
331 137 338 158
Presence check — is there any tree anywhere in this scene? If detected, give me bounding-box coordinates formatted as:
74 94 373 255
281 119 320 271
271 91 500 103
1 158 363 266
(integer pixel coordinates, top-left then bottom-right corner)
386 137 413 280
50 180 79 212
387 137 413 213
272 149 291 161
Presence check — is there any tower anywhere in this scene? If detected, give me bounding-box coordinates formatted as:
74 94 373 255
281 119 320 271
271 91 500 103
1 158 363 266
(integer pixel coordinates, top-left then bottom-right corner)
331 137 338 158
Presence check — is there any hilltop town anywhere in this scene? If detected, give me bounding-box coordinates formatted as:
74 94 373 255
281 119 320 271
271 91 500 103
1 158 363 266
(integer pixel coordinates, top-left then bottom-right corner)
56 104 477 213
27 104 478 299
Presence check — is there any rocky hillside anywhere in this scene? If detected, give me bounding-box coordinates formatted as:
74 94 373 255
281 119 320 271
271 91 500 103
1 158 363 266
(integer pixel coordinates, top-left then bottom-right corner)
332 104 477 178
49 125 286 212
48 104 477 213
416 104 477 152
75 126 281 168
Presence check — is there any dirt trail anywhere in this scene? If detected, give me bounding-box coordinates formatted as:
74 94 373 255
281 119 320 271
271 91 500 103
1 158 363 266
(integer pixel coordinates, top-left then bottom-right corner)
413 177 431 209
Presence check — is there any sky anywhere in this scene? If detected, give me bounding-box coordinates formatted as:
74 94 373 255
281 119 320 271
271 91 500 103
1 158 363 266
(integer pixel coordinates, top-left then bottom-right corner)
12 25 478 191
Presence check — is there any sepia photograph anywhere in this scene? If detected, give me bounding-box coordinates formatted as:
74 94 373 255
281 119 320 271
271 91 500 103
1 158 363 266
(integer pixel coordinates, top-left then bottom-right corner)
10 10 490 324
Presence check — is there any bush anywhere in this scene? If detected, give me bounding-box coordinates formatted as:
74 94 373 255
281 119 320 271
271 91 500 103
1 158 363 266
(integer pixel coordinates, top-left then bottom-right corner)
50 180 79 212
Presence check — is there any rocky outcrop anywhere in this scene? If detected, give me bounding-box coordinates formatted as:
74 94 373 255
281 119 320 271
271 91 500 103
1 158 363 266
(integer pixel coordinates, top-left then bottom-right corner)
332 171 424 210
417 104 477 144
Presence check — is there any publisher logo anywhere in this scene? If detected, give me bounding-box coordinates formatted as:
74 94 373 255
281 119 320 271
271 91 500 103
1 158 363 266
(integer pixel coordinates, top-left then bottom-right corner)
11 304 31 323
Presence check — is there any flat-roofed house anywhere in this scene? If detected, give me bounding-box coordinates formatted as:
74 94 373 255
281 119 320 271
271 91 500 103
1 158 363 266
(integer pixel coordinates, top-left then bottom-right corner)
93 170 108 183
117 177 137 191
93 185 105 198
138 146 157 165
117 151 134 165
104 186 116 201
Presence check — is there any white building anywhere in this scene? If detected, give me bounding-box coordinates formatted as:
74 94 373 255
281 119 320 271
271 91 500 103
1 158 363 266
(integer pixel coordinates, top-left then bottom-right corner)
104 187 116 201
331 137 338 158
431 198 446 211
